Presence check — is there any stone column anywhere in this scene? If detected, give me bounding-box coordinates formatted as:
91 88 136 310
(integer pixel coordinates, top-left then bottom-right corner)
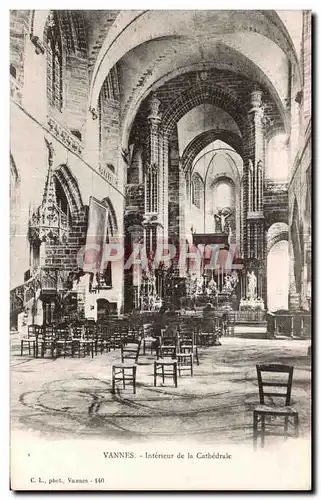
246 88 266 302
143 95 163 257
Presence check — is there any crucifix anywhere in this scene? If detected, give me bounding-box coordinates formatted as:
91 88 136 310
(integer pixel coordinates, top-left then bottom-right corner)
214 209 231 233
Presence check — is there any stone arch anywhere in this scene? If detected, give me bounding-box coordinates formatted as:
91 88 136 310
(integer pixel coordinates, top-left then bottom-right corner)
10 153 21 241
101 197 119 237
267 222 289 253
267 239 290 312
10 153 20 183
290 197 304 294
182 129 243 174
53 165 83 217
90 10 300 111
30 10 88 56
161 83 248 137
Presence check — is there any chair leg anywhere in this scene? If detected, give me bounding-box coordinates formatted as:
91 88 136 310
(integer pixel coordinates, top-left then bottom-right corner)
174 363 178 388
253 412 258 450
112 367 115 394
154 362 157 387
133 367 137 395
195 347 199 366
190 355 193 376
261 414 265 448
20 341 23 356
122 369 126 389
294 414 299 438
284 415 289 440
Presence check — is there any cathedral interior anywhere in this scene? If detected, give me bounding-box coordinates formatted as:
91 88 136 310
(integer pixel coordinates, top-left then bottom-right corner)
10 10 311 335
9 12 313 478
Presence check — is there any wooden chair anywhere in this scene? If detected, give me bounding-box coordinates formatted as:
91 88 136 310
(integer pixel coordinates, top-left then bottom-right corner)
112 364 137 394
142 324 158 355
20 325 40 357
121 337 142 364
96 323 112 354
72 324 94 358
178 326 199 365
176 349 193 377
253 364 299 449
154 360 178 388
55 325 74 358
39 325 57 358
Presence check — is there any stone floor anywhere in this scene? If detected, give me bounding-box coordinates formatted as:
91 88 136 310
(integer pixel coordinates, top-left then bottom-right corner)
10 335 311 446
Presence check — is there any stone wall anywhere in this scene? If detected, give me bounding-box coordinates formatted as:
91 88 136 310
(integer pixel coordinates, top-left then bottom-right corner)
288 10 311 311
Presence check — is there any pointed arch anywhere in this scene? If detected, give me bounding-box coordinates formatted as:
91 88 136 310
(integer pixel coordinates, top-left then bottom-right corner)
102 197 119 237
181 129 243 174
161 83 248 136
53 165 83 217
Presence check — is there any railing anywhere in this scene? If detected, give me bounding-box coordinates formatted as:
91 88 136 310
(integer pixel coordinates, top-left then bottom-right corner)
264 180 288 192
267 311 311 338
10 267 71 314
10 76 22 105
98 163 118 188
47 115 83 156
233 310 266 323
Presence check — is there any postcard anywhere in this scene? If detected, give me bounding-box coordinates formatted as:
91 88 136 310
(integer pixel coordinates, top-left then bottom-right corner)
10 9 312 491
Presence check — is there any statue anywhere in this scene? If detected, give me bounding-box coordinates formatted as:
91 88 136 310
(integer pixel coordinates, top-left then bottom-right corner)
196 276 204 296
247 271 257 300
206 277 217 297
214 208 231 233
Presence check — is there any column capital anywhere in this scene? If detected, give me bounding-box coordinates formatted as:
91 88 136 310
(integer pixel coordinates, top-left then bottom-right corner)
147 94 162 130
248 87 265 117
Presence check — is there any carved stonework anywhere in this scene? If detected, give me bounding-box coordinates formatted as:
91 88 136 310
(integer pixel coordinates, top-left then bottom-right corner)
29 139 69 244
98 163 118 187
148 95 161 119
30 34 45 55
125 184 144 198
47 115 83 156
144 162 159 175
249 87 263 110
10 285 24 314
10 76 22 105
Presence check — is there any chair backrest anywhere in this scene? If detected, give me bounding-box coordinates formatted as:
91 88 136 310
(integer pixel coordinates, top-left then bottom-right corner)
179 334 195 349
161 336 177 347
43 325 56 339
28 324 40 337
159 345 176 358
256 364 294 406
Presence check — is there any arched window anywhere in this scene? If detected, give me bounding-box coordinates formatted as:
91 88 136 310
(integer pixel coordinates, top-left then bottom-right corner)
54 177 70 223
266 133 288 181
267 240 289 311
213 178 234 212
191 173 203 209
45 12 63 111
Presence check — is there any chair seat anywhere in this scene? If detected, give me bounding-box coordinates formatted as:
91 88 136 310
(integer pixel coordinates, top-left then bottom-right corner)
254 405 298 415
155 360 177 365
122 343 139 350
113 363 137 369
21 338 35 342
